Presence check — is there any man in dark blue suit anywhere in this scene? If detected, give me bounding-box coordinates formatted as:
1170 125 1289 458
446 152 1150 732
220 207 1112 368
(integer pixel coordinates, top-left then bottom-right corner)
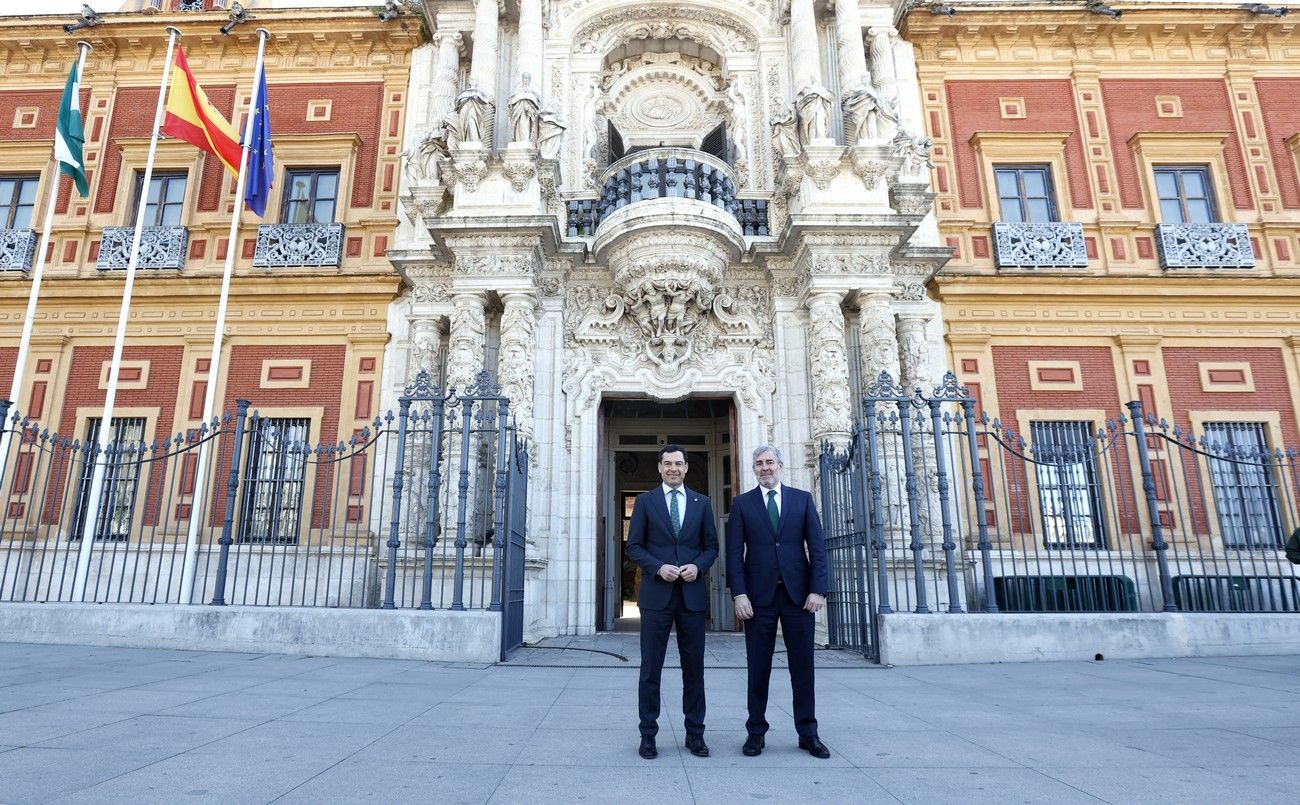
626 444 719 760
726 444 831 758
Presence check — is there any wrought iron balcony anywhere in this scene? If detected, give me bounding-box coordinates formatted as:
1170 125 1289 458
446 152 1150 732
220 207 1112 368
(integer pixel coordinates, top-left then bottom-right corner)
565 148 768 237
992 222 1088 269
0 228 38 272
1155 223 1255 269
253 223 345 268
97 226 189 270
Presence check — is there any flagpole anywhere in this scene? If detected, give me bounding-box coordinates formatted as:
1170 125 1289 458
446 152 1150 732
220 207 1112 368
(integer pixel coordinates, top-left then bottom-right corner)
72 26 182 602
0 41 92 487
179 27 270 605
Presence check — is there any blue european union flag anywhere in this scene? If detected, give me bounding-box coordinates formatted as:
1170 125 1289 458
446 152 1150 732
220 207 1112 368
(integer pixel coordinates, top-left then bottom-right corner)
243 66 274 217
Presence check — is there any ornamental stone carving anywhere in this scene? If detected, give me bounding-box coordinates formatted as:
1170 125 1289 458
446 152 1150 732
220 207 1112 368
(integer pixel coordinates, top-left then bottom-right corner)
499 292 538 438
446 292 487 393
858 293 900 387
897 313 934 393
573 7 758 56
409 316 444 382
806 292 853 445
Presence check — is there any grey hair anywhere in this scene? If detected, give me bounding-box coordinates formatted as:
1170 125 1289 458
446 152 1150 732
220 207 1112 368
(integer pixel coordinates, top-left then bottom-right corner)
751 444 784 464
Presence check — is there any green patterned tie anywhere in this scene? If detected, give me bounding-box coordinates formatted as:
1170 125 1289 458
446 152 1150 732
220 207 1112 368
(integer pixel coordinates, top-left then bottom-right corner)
670 489 682 537
767 489 779 533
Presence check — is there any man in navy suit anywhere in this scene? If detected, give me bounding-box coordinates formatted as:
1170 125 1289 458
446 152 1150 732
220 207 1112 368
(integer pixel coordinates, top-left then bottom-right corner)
726 444 831 758
626 444 719 760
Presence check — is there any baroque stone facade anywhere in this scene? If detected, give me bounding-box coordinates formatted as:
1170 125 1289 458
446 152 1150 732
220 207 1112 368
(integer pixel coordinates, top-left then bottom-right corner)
388 0 948 639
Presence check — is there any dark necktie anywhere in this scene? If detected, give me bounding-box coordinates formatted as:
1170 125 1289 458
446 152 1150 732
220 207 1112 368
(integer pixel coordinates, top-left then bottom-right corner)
670 489 682 537
767 489 779 533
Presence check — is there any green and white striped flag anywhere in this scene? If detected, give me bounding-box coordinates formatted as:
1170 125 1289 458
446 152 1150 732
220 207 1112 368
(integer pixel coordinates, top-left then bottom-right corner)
54 59 89 197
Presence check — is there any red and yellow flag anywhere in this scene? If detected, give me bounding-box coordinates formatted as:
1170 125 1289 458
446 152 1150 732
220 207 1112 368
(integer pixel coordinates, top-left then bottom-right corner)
161 46 241 176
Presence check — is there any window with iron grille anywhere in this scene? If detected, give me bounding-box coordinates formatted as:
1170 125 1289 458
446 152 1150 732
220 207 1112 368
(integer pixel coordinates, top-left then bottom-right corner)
994 165 1059 223
239 418 311 544
1030 421 1107 549
1 175 39 229
281 169 339 224
70 417 147 542
1154 166 1217 224
131 171 188 226
1203 422 1284 550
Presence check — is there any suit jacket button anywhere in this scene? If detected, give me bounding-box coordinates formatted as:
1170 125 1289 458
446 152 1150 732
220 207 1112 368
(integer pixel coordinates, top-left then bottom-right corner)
775 542 780 547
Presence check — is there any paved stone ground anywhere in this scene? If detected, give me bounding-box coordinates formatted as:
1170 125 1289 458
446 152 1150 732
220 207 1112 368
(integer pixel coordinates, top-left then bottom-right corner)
1 636 1298 804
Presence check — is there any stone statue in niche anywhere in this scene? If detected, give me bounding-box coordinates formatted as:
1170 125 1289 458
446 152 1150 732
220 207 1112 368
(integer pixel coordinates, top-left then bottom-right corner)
795 84 833 145
842 82 898 145
771 107 801 158
537 110 566 161
508 72 541 147
455 79 490 145
725 78 749 163
403 118 452 185
893 131 934 180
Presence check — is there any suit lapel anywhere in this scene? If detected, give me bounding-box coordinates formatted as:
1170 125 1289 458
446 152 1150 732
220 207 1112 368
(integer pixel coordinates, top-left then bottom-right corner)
678 487 703 541
776 485 795 536
650 488 673 536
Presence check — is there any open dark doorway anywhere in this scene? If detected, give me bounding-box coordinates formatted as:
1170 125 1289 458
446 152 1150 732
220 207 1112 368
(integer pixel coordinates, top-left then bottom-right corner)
598 397 738 632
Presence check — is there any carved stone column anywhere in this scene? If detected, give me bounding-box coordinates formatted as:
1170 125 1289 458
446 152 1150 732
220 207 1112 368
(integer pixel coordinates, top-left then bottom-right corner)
806 291 853 447
896 312 933 393
470 0 499 149
430 31 464 122
858 292 899 385
446 291 487 393
789 0 820 91
834 0 869 92
516 0 544 103
498 291 538 439
869 27 897 99
409 316 444 384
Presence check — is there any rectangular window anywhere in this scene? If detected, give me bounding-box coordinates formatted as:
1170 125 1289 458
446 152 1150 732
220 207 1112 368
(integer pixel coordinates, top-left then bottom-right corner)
281 169 339 224
1030 421 1106 549
1203 422 1284 550
0 175 39 229
131 171 187 226
239 417 311 544
1154 166 1216 224
70 417 147 542
994 165 1058 223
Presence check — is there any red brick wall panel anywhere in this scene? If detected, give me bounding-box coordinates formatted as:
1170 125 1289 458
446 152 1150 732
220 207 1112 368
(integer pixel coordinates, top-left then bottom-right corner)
1100 79 1253 211
944 80 1092 210
1254 78 1300 209
266 82 385 209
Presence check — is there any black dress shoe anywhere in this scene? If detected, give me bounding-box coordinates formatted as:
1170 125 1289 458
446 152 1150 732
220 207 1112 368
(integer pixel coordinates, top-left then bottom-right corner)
742 734 765 756
798 735 831 759
685 734 710 757
639 735 657 759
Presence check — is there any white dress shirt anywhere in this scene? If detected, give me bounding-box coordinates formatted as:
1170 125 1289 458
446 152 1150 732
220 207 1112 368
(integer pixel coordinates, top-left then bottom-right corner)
757 483 782 516
662 483 687 521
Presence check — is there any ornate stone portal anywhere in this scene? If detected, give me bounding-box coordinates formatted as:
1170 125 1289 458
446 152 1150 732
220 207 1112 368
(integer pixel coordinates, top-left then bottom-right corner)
389 0 950 639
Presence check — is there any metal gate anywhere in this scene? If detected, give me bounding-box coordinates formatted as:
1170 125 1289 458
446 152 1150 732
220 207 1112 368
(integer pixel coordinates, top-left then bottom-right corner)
501 430 528 658
819 431 878 659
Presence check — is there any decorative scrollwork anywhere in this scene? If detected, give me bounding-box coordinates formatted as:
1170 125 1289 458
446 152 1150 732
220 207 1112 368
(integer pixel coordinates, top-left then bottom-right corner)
0 228 37 271
463 370 503 399
930 371 969 401
864 370 906 400
402 368 442 401
96 226 189 270
1155 223 1255 269
992 222 1088 269
252 223 344 268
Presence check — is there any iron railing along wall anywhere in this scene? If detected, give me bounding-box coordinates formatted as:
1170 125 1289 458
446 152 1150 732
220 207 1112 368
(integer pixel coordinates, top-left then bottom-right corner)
96 226 189 270
0 372 528 622
818 371 1300 656
1155 222 1255 269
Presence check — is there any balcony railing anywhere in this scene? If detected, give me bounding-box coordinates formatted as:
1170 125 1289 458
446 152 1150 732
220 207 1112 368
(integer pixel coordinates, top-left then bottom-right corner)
97 226 189 270
253 223 345 268
0 228 38 272
564 148 768 237
992 222 1088 269
1155 223 1255 269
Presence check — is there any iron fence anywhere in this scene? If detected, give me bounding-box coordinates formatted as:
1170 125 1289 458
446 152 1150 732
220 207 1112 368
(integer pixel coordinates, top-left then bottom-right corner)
819 371 1300 656
0 371 528 623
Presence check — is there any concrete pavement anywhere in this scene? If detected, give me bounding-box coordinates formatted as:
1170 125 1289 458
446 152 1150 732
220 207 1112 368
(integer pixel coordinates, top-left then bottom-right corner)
1 635 1298 804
